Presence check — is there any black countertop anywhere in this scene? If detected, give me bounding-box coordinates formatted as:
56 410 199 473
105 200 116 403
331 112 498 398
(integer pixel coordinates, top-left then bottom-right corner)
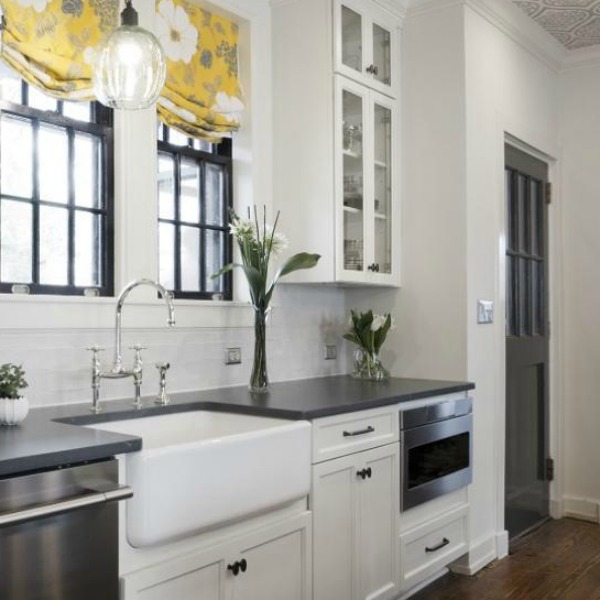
0 375 474 478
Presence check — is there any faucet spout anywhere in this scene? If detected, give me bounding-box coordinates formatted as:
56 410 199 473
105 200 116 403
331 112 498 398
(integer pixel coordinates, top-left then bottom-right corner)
113 278 175 372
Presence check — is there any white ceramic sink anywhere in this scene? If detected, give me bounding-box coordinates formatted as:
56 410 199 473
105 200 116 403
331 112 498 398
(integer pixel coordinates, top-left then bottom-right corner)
88 411 311 548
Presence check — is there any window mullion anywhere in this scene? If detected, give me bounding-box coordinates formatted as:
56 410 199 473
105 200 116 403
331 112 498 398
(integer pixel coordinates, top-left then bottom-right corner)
199 160 206 293
32 118 40 285
174 154 182 292
67 127 76 287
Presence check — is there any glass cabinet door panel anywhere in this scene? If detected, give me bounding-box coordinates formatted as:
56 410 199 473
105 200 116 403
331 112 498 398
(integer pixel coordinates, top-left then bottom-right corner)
373 102 392 274
372 23 392 87
342 89 364 272
341 5 363 74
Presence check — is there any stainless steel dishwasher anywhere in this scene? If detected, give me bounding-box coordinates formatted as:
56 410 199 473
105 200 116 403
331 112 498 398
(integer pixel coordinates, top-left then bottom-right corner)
0 459 132 600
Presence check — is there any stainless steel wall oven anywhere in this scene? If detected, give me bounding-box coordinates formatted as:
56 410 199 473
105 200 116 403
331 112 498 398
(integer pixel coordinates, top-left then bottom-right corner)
400 398 472 511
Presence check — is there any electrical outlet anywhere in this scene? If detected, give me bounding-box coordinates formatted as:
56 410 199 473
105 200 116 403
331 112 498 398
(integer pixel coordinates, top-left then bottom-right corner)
225 347 242 365
324 345 337 360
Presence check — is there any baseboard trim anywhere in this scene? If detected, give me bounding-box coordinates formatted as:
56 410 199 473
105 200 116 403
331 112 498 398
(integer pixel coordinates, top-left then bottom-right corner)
397 568 449 600
496 530 509 559
449 532 498 575
563 497 600 523
550 498 564 520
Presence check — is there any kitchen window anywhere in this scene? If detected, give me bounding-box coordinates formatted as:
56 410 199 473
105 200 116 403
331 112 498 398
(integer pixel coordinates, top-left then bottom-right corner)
0 76 114 296
157 124 233 300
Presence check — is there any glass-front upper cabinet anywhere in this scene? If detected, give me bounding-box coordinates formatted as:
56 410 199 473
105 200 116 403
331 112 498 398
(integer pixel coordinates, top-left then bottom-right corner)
341 86 366 276
335 0 398 98
336 76 398 285
373 98 393 275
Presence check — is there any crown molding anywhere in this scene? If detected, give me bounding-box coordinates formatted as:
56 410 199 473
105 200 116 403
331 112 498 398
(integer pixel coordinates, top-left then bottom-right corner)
406 0 566 73
270 0 407 20
562 44 600 71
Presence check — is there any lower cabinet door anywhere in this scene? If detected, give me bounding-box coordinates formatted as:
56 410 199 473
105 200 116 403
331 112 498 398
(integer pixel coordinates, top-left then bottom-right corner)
312 444 400 600
312 453 358 600
232 514 311 600
357 444 400 600
120 544 228 600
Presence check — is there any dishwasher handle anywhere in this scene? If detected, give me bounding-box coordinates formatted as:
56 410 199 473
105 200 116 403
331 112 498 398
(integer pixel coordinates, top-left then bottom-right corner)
0 485 133 528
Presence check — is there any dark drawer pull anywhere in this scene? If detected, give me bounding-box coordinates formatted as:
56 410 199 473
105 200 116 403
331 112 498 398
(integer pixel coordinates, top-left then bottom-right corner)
425 538 450 553
343 426 375 438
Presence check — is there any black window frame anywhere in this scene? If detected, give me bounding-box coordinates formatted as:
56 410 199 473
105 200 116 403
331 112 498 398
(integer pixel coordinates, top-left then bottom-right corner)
157 124 233 301
0 81 114 297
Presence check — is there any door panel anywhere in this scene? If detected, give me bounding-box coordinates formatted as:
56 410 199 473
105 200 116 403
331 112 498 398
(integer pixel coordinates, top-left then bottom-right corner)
505 144 550 540
357 445 399 600
235 529 306 600
312 454 357 600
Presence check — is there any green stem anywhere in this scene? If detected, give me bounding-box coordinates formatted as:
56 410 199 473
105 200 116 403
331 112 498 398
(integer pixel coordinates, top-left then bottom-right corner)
250 309 269 392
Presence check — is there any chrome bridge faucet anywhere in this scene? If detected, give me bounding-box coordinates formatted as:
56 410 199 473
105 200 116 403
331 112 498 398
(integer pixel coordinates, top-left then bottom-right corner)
87 279 175 413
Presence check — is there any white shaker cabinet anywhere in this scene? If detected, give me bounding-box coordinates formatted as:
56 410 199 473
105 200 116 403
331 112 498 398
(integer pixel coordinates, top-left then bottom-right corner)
312 443 400 600
334 0 400 98
121 513 311 600
272 0 402 287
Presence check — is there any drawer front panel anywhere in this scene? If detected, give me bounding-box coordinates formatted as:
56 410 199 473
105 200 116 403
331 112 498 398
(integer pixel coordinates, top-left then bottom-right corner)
312 407 398 463
400 506 468 592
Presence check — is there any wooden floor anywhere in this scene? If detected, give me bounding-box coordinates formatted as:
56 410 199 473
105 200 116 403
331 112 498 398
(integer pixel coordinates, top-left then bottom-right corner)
412 518 600 600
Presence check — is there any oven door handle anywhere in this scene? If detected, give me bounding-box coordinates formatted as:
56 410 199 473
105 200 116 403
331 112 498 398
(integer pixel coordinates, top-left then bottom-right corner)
0 485 133 528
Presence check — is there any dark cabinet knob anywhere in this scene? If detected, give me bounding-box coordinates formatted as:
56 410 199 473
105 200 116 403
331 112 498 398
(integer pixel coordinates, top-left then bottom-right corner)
367 263 380 273
366 64 379 76
227 559 248 576
357 467 372 480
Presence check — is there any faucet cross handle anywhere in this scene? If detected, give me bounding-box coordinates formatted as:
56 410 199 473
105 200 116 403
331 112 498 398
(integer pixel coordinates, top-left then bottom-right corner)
86 346 106 365
129 345 147 370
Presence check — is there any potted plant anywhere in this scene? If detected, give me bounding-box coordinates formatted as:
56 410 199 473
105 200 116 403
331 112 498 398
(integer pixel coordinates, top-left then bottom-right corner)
344 310 393 381
213 207 320 393
0 363 29 426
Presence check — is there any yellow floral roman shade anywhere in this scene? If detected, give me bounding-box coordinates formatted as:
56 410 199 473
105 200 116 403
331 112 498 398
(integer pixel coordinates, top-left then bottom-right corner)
155 0 244 142
0 0 116 100
0 0 243 141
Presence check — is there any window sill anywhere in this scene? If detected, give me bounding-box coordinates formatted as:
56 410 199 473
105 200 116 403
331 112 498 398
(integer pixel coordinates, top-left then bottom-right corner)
0 293 255 330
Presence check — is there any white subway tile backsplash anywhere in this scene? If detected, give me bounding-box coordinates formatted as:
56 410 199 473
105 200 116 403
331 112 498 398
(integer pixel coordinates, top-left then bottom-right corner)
0 287 349 408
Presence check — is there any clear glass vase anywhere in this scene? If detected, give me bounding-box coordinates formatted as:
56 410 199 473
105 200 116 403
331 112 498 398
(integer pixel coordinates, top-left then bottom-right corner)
352 348 389 381
250 308 269 393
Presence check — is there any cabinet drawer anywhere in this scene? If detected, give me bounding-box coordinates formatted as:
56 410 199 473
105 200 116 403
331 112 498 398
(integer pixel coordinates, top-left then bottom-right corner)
312 406 398 463
400 505 468 592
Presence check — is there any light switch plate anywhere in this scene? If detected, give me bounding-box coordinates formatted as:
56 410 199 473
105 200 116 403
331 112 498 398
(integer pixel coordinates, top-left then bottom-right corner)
225 347 242 365
477 300 494 324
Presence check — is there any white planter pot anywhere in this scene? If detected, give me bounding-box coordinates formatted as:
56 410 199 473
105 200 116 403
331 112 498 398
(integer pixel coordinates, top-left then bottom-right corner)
0 397 30 426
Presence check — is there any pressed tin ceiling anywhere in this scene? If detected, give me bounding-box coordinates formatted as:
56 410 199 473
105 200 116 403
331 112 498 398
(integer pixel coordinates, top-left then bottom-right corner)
512 0 600 49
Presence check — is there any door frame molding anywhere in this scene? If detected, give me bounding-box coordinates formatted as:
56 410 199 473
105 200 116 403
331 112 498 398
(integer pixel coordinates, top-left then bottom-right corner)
494 115 564 555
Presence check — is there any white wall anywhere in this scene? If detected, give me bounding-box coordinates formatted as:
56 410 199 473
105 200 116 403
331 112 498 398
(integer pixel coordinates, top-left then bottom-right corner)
351 0 563 574
0 0 349 408
560 61 600 522
464 1 561 567
348 1 468 382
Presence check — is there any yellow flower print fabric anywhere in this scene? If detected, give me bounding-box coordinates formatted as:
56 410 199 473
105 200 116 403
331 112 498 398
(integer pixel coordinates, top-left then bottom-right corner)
155 0 244 142
0 0 116 100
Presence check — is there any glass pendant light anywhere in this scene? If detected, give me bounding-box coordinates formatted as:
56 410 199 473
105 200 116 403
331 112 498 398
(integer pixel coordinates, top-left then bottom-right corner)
93 0 166 110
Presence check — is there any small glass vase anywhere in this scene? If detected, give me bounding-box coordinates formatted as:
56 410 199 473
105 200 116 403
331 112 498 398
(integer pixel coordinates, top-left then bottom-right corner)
250 307 269 393
352 348 389 381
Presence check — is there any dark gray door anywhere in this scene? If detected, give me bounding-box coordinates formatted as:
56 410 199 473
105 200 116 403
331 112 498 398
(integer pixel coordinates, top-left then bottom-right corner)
504 144 550 540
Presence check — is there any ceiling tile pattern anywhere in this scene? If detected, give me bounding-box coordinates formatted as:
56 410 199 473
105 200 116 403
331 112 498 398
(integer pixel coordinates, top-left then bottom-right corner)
513 0 600 49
